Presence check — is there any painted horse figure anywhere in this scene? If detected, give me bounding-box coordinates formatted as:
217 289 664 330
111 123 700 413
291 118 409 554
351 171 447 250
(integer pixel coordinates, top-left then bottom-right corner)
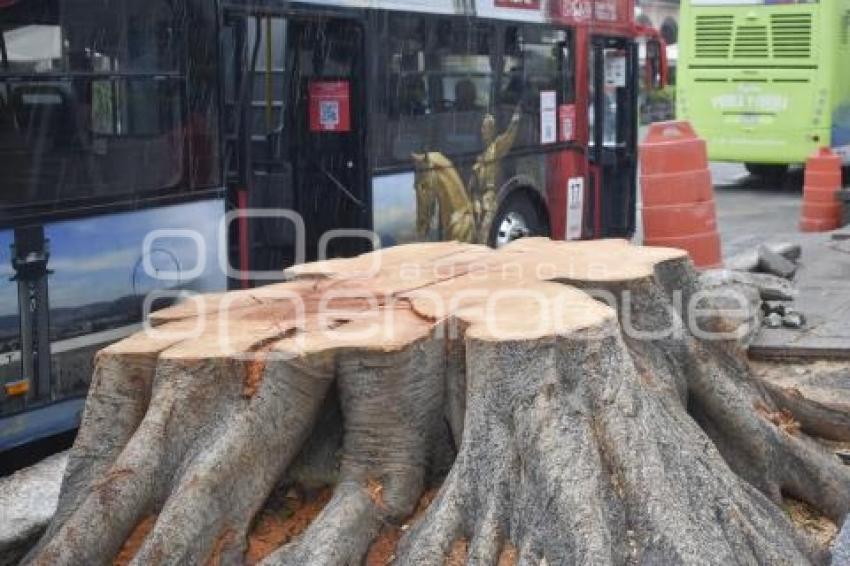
411 152 477 244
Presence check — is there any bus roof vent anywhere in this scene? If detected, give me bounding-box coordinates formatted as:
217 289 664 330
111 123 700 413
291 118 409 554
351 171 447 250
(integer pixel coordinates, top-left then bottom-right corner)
770 13 812 59
733 23 769 59
694 15 733 59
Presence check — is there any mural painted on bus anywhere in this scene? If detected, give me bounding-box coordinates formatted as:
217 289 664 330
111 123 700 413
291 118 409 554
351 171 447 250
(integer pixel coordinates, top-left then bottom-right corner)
412 108 522 245
370 18 568 247
0 199 226 359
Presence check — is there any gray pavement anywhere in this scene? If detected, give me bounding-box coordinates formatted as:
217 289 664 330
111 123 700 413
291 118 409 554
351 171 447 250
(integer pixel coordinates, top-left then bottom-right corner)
707 163 850 359
711 162 815 258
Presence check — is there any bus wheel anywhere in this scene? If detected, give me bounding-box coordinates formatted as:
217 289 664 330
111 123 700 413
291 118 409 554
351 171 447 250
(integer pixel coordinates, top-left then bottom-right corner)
489 194 547 248
745 163 788 182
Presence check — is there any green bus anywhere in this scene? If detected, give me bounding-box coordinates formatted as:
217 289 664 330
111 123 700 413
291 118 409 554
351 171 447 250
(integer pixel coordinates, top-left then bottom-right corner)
677 0 850 178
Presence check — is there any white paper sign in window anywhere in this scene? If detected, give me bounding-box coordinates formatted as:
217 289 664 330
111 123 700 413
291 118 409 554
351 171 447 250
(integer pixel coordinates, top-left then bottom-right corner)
540 90 557 144
604 55 627 88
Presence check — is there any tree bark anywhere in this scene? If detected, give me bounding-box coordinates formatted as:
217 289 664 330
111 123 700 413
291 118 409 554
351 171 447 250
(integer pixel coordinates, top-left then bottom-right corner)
24 239 850 565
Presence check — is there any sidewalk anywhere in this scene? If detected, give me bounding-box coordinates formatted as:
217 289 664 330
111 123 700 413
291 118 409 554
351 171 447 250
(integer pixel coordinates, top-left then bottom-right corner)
711 172 850 358
643 160 850 359
749 232 850 359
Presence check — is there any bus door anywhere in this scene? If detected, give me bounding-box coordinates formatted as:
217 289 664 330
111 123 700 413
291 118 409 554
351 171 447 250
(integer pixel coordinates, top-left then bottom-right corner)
223 12 367 283
589 36 638 238
289 19 368 262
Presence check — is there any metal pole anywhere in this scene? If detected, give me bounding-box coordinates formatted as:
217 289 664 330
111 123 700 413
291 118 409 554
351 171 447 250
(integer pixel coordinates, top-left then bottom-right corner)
16 274 35 402
0 31 9 72
11 227 52 403
35 272 51 399
265 16 274 131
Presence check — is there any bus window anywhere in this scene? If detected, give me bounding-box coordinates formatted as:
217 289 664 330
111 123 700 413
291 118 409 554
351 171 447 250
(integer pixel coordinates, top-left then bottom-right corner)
0 0 180 74
375 16 495 166
376 15 432 165
590 46 629 149
500 26 573 148
89 78 182 138
603 48 628 147
0 0 186 216
432 20 494 158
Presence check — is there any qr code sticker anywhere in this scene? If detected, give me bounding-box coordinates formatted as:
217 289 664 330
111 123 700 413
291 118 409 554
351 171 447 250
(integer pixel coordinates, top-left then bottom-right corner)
320 100 340 129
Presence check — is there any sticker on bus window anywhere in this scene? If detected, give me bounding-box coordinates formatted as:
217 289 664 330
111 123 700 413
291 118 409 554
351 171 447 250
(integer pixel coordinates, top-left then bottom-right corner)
540 90 557 144
559 104 576 142
605 55 627 88
566 177 584 241
309 80 351 133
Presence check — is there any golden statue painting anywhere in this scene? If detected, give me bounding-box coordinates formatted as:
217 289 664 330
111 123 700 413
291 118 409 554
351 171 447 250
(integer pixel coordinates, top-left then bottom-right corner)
412 152 475 243
469 109 521 242
412 108 522 245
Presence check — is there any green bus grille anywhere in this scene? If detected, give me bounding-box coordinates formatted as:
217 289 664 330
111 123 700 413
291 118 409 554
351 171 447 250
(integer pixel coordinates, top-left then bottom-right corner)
692 12 813 62
695 15 733 59
771 13 812 59
734 24 769 59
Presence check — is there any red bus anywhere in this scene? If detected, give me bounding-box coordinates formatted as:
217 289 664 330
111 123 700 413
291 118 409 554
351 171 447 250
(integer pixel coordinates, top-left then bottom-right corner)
0 0 663 450
221 0 665 269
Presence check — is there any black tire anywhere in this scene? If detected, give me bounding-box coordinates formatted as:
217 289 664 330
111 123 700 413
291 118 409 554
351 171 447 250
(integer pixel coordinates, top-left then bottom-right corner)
488 193 548 248
745 163 789 181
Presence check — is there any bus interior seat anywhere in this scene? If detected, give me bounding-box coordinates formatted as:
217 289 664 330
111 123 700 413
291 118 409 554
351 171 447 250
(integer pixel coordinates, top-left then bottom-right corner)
434 79 485 157
10 85 72 148
390 75 429 162
454 80 480 112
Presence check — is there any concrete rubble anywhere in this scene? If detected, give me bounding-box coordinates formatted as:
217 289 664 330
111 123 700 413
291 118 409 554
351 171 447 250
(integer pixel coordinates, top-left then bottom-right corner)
764 312 783 329
701 269 798 302
757 245 798 279
726 242 802 273
713 242 807 333
782 310 806 330
0 451 67 566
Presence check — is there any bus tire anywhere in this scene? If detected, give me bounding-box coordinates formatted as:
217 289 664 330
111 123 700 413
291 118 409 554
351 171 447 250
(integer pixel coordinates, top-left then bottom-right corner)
488 193 548 248
745 163 788 182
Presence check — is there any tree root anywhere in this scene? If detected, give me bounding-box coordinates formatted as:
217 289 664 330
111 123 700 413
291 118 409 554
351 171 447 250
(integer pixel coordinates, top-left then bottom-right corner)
764 382 850 443
24 240 850 565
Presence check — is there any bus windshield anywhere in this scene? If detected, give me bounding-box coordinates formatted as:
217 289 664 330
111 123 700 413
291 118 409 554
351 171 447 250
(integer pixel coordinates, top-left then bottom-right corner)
0 0 186 214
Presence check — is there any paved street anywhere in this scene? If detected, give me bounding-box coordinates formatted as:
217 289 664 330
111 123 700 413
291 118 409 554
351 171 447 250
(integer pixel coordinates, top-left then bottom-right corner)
710 162 817 258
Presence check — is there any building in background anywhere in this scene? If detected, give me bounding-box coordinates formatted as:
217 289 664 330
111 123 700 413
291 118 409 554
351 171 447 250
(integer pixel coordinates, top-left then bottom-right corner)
636 0 679 45
637 0 679 122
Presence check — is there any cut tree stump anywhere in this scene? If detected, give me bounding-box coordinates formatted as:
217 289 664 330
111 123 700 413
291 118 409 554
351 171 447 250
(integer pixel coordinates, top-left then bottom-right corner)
22 239 850 565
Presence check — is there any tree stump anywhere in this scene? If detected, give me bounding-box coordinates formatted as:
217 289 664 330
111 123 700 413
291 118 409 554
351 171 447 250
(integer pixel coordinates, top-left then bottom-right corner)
23 239 850 565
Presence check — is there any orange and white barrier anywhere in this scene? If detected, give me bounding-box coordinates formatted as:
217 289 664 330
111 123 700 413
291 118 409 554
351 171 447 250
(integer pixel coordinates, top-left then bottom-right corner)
640 121 722 269
800 148 842 233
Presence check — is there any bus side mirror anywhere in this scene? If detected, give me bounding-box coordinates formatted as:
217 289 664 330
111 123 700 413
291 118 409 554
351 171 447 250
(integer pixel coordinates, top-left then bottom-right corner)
645 39 667 90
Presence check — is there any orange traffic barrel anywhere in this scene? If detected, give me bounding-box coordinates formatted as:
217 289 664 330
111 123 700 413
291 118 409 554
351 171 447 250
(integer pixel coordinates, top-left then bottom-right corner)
640 121 722 269
800 148 842 232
